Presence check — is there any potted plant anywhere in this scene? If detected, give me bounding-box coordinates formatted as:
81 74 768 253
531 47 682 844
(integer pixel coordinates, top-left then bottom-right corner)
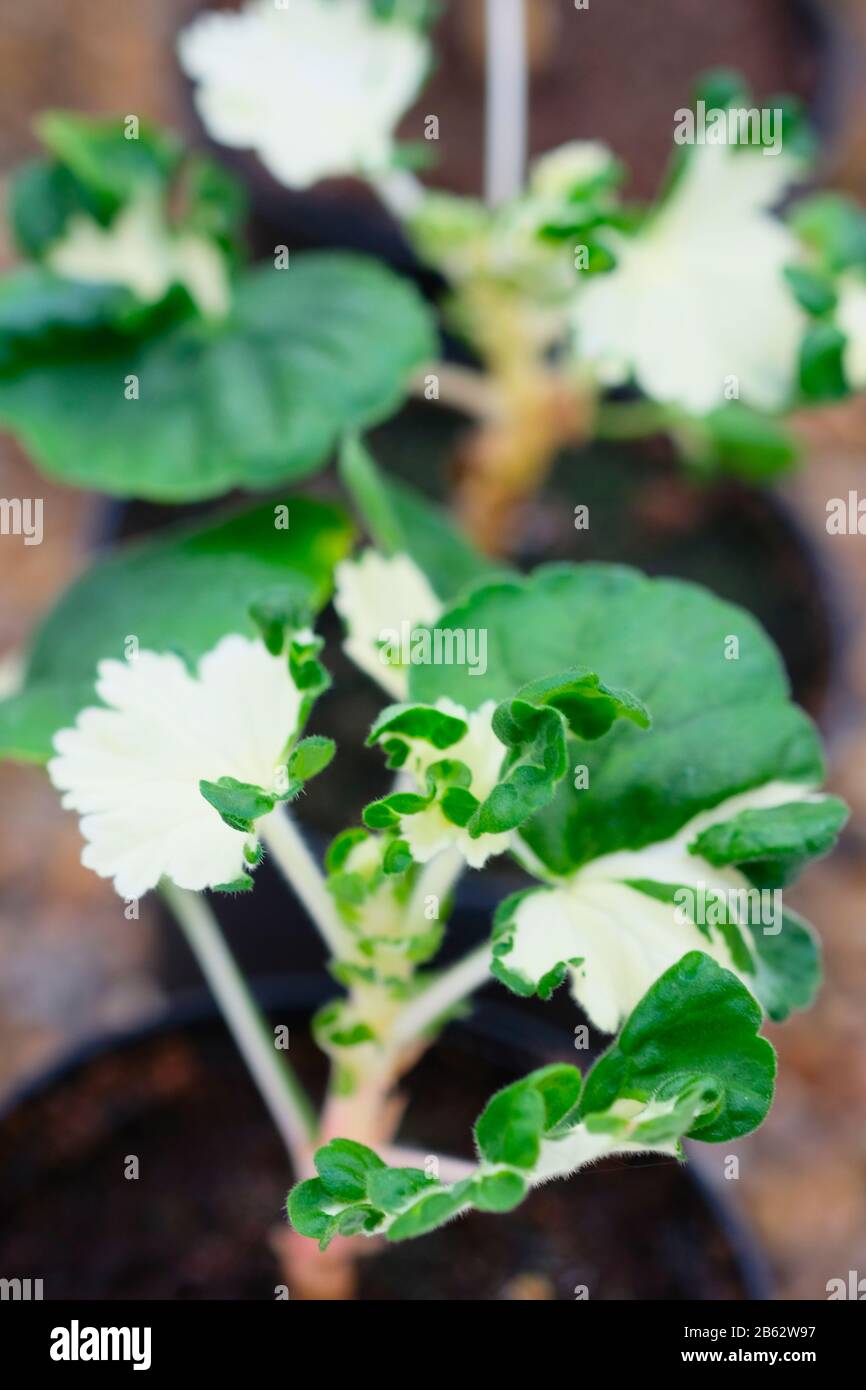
0 0 851 1299
0 459 847 1294
3 3 865 728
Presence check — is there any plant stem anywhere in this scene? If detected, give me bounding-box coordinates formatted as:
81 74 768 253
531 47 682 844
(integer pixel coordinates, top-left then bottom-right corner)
381 1144 476 1184
389 942 492 1053
407 847 464 932
484 0 528 207
375 167 427 219
161 882 316 1169
411 362 501 422
260 805 347 956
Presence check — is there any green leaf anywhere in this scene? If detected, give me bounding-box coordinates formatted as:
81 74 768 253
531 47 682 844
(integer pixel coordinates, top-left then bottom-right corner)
377 474 500 603
36 110 180 209
697 403 799 482
503 668 650 740
367 702 468 750
800 321 848 401
382 837 413 874
248 591 312 656
338 434 405 556
784 264 838 317
751 907 821 1020
468 669 649 836
580 951 776 1143
325 827 369 873
199 776 275 832
362 790 431 829
468 1171 527 1212
690 796 848 884
625 879 820 1023
286 735 336 784
286 957 777 1247
0 253 436 500
367 1166 434 1213
10 114 183 264
286 1178 338 1243
474 1081 546 1169
409 565 825 876
339 434 499 602
11 159 103 260
386 1185 472 1243
0 495 352 763
475 1064 583 1168
789 192 866 274
0 270 138 370
315 1138 385 1203
692 68 750 113
12 111 245 273
213 873 254 894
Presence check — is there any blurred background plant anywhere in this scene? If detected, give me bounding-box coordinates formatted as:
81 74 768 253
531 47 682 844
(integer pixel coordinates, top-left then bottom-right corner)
2 0 866 1299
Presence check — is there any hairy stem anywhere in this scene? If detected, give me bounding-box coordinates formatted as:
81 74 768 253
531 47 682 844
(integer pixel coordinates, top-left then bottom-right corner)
381 1144 476 1184
260 804 348 955
389 942 493 1053
161 882 316 1171
407 846 465 932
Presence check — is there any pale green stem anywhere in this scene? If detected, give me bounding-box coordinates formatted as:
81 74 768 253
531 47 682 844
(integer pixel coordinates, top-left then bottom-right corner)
259 805 348 956
161 882 316 1169
389 942 493 1054
484 0 528 207
410 362 501 422
376 167 427 219
381 1144 476 1184
406 846 465 931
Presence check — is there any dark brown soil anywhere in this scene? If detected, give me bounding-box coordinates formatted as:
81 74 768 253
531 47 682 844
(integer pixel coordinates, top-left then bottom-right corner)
0 996 765 1300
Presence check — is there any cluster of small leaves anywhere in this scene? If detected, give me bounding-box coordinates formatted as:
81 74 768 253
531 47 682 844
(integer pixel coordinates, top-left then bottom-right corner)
406 141 627 342
362 670 649 848
311 826 444 1091
9 110 244 340
786 193 866 402
396 563 845 1031
288 952 776 1246
0 113 435 500
325 827 441 988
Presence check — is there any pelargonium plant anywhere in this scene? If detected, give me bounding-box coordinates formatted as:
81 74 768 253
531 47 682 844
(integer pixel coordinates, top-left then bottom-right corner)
25 436 844 1293
0 0 849 1298
5 2 866 558
178 1 866 548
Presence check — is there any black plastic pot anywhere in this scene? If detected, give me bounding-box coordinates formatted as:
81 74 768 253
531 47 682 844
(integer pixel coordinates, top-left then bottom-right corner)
0 977 772 1300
